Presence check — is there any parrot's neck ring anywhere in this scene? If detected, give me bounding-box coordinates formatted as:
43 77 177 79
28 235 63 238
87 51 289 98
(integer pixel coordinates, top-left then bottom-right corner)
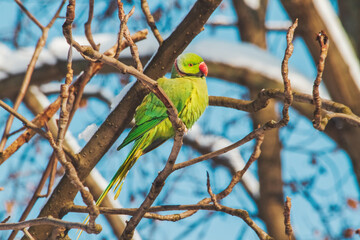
174 59 186 77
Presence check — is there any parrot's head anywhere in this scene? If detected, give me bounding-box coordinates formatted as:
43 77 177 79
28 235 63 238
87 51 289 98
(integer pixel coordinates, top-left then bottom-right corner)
171 53 208 78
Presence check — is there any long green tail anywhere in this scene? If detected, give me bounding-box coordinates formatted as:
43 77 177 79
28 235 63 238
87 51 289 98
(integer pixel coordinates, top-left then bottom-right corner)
77 136 148 239
98 136 147 205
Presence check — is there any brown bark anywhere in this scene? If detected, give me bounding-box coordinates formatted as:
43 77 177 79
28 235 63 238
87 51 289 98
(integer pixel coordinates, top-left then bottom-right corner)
338 0 360 58
232 0 268 47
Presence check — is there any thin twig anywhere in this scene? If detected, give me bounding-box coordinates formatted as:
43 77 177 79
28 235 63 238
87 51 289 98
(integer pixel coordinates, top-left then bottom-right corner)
0 216 101 233
7 126 27 138
206 172 221 210
0 0 66 152
209 95 269 112
57 45 74 145
114 0 126 59
22 228 35 240
313 31 330 130
141 0 163 44
284 196 293 240
13 0 44 30
84 0 98 50
0 100 49 139
276 18 297 128
116 2 143 71
173 125 266 171
1 216 10 223
48 153 58 196
176 132 266 239
319 112 360 128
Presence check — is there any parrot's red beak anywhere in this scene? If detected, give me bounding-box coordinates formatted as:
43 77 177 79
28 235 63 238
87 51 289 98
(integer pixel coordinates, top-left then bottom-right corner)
199 62 208 77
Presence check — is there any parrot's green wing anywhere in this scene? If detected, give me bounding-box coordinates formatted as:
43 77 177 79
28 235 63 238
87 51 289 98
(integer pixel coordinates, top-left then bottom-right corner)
117 77 193 151
116 116 165 150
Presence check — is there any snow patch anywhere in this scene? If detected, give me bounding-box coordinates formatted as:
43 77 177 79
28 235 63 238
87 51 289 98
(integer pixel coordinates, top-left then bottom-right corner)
244 0 260 10
48 33 157 61
0 71 8 79
208 15 235 25
29 86 51 108
49 34 117 60
40 82 62 93
0 43 56 76
78 123 99 142
65 131 82 153
265 20 292 30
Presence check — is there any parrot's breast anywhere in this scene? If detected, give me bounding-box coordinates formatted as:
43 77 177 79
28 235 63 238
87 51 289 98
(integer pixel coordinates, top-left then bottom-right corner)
178 76 208 129
141 76 208 153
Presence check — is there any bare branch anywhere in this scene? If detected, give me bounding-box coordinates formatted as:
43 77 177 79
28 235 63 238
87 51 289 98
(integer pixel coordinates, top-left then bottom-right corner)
114 1 129 59
116 3 143 72
141 0 163 45
0 100 48 138
277 18 297 127
313 31 330 130
284 196 293 240
0 216 101 234
22 228 35 240
69 203 270 238
14 0 44 30
85 0 99 50
173 125 265 171
209 95 269 112
206 172 221 210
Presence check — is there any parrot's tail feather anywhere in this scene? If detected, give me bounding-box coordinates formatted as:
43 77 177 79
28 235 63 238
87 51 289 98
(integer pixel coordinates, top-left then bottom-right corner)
111 136 146 200
76 217 89 240
76 136 147 239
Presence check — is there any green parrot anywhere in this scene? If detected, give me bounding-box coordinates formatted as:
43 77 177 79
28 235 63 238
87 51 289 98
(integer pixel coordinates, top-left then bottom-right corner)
97 52 208 205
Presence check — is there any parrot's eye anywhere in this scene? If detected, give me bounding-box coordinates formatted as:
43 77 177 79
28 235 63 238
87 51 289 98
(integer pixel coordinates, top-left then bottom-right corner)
188 63 193 67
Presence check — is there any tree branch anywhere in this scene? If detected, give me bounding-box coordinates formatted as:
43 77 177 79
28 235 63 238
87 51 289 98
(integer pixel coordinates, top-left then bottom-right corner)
0 216 101 234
